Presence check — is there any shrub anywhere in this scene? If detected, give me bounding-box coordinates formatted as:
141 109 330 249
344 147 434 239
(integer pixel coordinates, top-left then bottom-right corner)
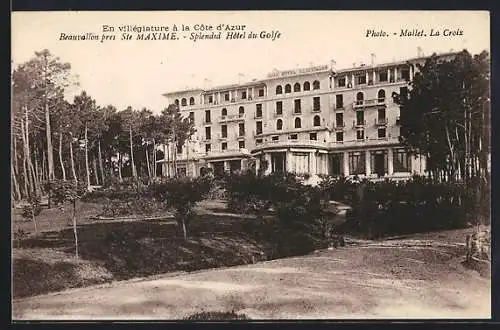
183 310 250 320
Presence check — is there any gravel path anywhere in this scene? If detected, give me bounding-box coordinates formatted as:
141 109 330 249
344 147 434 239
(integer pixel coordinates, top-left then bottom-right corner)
12 237 490 320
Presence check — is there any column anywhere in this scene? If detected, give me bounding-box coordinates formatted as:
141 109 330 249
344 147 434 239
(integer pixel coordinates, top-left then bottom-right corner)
409 65 414 80
309 151 317 175
264 153 272 175
224 160 230 172
255 157 261 174
246 88 249 99
365 71 369 83
372 71 376 83
251 87 255 99
343 151 350 176
365 150 371 176
286 150 293 173
394 68 397 81
387 68 391 82
217 92 221 104
351 73 355 87
387 148 394 175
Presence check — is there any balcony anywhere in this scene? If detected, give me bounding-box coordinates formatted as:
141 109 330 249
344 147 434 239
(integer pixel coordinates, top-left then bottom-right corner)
311 106 321 113
274 112 283 118
334 122 345 131
352 120 367 129
217 133 228 141
218 113 246 123
375 117 388 126
253 130 264 137
353 98 386 109
254 113 263 119
203 118 212 124
253 138 328 151
204 148 251 159
293 109 302 115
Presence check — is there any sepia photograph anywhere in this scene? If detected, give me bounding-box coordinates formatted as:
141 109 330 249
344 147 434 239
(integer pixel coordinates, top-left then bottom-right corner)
11 10 491 320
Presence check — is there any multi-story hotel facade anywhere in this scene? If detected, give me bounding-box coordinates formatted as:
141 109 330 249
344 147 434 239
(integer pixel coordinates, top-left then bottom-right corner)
159 52 456 180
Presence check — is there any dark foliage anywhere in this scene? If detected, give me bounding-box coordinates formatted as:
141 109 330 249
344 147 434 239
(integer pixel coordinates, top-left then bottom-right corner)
183 310 250 320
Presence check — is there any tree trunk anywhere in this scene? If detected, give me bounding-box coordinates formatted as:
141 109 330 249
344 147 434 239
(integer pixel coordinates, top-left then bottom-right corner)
145 144 151 179
118 152 123 181
69 135 78 185
33 146 40 191
180 218 188 240
58 133 67 181
98 140 105 185
129 126 137 178
153 138 156 179
72 199 79 259
165 142 170 177
92 157 100 185
84 124 91 189
20 120 33 197
42 149 47 182
444 123 456 182
45 103 55 181
186 139 190 177
11 162 21 201
31 207 38 236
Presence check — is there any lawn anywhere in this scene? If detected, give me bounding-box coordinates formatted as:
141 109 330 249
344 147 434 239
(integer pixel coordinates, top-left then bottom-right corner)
12 199 272 299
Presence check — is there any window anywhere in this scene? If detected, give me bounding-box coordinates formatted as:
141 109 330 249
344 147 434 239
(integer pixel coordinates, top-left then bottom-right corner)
189 97 195 105
310 132 317 140
394 149 411 172
256 138 263 145
276 119 283 130
276 85 283 94
313 80 320 90
177 144 183 154
356 129 364 140
276 101 283 115
313 96 320 111
290 134 298 140
221 125 227 138
335 112 344 127
349 152 366 175
256 121 263 134
336 94 344 108
313 115 321 127
336 131 344 142
241 91 247 99
379 71 388 82
222 142 227 150
294 82 301 92
285 84 292 93
378 128 386 138
238 106 245 117
356 111 365 125
338 77 346 87
378 89 386 103
303 81 310 91
402 68 410 80
256 104 263 118
181 98 187 106
356 92 364 105
239 140 245 149
205 110 211 123
205 144 211 152
205 127 211 140
258 89 264 97
189 111 195 123
294 99 301 113
174 99 179 106
208 95 213 104
224 93 230 101
294 117 301 129
272 135 279 141
357 75 366 85
221 108 227 117
239 123 245 136
378 108 386 121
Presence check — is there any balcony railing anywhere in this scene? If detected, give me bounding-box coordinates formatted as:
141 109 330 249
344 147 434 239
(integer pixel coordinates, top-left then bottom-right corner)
353 98 387 109
334 122 345 130
352 120 367 128
205 148 250 158
312 106 321 113
218 113 246 122
375 117 388 126
253 130 264 137
217 133 228 140
293 109 302 114
255 138 327 149
203 118 212 124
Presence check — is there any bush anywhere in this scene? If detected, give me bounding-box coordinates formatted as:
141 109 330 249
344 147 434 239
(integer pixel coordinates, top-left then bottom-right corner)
183 310 250 320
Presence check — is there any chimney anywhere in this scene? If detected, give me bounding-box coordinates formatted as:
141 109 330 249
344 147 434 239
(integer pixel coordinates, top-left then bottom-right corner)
370 53 376 66
352 62 356 68
330 59 337 71
203 78 212 90
417 46 423 57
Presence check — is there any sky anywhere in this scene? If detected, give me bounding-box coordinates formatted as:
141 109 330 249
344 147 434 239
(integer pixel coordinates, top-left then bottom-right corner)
12 11 490 114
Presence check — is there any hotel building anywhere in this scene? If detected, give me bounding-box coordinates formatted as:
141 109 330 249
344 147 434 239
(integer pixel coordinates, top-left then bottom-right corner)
159 52 456 179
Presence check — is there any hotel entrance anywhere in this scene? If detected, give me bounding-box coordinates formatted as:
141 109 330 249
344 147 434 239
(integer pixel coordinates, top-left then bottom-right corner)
271 152 286 173
371 150 388 177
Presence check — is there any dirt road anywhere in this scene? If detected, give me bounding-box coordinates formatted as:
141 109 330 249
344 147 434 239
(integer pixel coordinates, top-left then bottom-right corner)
12 238 490 320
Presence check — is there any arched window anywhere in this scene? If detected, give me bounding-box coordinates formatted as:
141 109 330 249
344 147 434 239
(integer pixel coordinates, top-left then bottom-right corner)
294 83 301 92
356 92 364 105
313 115 321 127
239 106 245 116
294 117 301 129
303 81 310 91
276 119 283 130
377 89 386 102
181 98 187 106
221 108 227 117
313 80 320 90
285 84 292 93
174 99 180 106
276 85 283 95
189 97 195 105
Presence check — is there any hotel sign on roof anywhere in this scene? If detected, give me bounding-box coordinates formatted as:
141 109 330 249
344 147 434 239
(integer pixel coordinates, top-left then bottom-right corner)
266 64 330 78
